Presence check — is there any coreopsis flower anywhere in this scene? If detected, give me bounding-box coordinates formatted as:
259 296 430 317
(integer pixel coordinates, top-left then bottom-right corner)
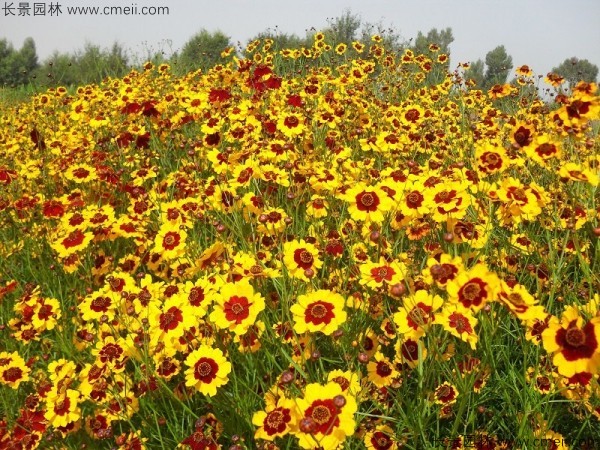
252 396 298 441
367 352 400 388
0 351 30 389
153 223 187 260
496 177 544 223
340 183 394 223
558 163 599 187
278 112 305 138
475 143 508 176
394 337 427 369
394 290 444 339
44 389 81 428
360 257 407 289
434 304 478 350
422 253 464 288
51 228 94 258
64 163 98 183
149 296 197 347
290 289 347 335
306 195 329 218
283 239 323 281
293 381 358 450
446 264 500 312
433 382 458 405
327 370 362 397
396 180 431 218
209 279 265 335
525 135 562 166
184 346 231 396
496 281 546 323
429 182 470 222
542 306 600 377
364 425 398 450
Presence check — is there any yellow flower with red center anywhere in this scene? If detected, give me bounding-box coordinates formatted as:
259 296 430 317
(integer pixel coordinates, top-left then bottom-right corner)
364 425 398 450
367 351 399 387
209 279 265 335
64 163 97 183
51 227 94 258
433 381 459 405
149 296 197 347
496 281 546 323
394 290 444 339
542 306 600 377
360 257 407 289
252 396 298 441
341 183 394 224
446 264 500 312
422 253 464 287
184 346 231 396
277 112 305 138
293 381 357 450
558 163 599 187
0 351 30 389
152 223 187 260
434 304 479 350
44 389 81 428
396 180 432 218
290 289 347 336
92 336 130 370
80 287 121 322
283 239 323 281
475 143 508 176
429 182 470 222
306 195 329 218
525 135 562 166
327 370 361 397
394 337 427 369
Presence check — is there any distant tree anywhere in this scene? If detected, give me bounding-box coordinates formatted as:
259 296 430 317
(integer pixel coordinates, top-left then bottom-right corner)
463 59 485 88
74 42 129 84
39 51 78 86
0 37 39 86
484 45 513 88
552 57 598 87
413 27 454 56
323 9 362 45
176 29 232 73
248 29 309 51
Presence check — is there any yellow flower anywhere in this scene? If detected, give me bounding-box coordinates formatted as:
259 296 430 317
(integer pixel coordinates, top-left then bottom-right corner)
367 352 399 387
152 223 187 260
252 396 298 441
394 290 444 339
0 351 30 389
360 257 406 289
434 304 478 350
446 264 500 312
293 381 358 450
209 279 265 335
184 346 231 396
44 389 81 428
283 239 323 282
290 289 347 336
341 183 394 224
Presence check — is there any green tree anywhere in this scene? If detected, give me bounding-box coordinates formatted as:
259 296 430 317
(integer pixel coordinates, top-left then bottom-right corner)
463 59 485 88
0 37 39 86
552 57 598 87
412 27 454 56
323 9 362 45
484 45 513 88
176 29 232 73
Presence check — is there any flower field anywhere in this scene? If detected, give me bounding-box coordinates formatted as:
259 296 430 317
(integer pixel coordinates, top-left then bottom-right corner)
0 36 599 449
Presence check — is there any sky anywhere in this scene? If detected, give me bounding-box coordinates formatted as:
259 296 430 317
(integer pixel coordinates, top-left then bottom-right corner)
1 0 599 79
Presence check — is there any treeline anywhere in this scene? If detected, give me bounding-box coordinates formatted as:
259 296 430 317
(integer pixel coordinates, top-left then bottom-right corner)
1 10 598 90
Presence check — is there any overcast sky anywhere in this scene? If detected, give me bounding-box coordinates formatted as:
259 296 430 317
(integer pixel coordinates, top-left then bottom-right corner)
1 0 599 78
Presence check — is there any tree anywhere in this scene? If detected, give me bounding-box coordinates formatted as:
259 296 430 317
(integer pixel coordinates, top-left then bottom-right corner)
176 29 232 73
323 9 362 45
0 37 39 86
412 27 454 56
463 59 485 88
484 45 513 88
552 57 598 87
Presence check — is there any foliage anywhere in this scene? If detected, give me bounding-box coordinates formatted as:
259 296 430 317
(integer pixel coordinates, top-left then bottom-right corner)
484 45 513 89
552 57 599 88
0 37 39 87
174 29 233 74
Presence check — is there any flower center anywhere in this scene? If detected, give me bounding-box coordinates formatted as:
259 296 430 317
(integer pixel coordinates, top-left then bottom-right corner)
300 250 313 264
311 405 332 425
310 303 327 318
266 410 284 428
565 327 586 347
196 361 213 377
164 234 176 246
462 282 481 301
360 193 375 207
